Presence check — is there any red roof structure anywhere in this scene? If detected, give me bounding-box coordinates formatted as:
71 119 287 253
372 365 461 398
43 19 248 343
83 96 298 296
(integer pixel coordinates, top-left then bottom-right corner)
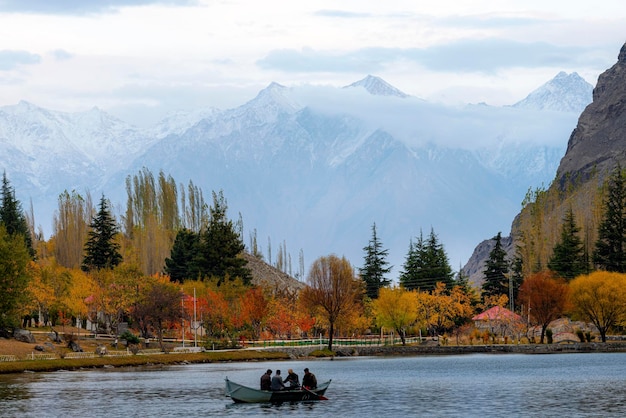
472 306 522 322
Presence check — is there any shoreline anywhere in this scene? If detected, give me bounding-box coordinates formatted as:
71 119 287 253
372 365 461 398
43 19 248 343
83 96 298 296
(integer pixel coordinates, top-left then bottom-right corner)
2 342 626 375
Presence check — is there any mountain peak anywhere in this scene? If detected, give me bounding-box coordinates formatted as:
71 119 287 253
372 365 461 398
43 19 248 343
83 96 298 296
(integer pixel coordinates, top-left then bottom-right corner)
245 82 300 114
512 72 593 113
344 75 409 98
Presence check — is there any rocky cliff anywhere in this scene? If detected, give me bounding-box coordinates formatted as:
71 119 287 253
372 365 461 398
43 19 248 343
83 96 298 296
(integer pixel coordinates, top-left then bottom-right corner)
556 43 626 187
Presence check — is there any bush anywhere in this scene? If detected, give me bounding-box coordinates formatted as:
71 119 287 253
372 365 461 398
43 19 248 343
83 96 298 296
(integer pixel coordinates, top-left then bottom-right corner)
119 330 140 345
575 329 585 342
546 329 553 344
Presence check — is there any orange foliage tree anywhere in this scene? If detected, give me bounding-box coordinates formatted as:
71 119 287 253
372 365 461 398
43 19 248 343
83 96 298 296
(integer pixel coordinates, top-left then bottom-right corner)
518 271 569 343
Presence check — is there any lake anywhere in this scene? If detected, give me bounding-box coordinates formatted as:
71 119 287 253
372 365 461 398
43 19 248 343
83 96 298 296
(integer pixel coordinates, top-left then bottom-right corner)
1 353 626 417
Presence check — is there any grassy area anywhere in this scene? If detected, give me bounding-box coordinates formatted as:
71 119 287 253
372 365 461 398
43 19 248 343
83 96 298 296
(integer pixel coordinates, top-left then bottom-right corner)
0 350 290 375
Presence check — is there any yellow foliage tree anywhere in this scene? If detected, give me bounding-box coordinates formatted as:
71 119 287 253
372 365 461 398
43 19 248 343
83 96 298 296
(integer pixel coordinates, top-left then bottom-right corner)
372 286 417 345
569 271 626 342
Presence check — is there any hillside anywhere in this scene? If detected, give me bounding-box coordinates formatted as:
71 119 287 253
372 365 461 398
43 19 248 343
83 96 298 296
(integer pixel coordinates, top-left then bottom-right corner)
243 252 305 294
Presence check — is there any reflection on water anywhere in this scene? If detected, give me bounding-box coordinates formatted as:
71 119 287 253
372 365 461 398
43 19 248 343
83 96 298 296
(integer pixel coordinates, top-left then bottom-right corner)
1 353 626 417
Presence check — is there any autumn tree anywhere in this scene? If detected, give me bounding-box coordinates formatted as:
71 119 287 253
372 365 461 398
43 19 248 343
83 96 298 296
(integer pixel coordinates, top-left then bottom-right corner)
0 225 32 329
82 195 122 272
569 271 626 342
372 286 417 345
238 287 269 340
53 190 93 269
481 232 510 299
518 271 569 343
417 283 474 337
359 223 392 299
593 166 626 272
0 172 34 258
300 255 364 351
124 168 179 275
132 277 183 350
548 208 588 280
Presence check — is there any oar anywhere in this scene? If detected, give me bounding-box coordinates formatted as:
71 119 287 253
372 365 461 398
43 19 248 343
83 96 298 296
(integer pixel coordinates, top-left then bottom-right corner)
303 387 328 401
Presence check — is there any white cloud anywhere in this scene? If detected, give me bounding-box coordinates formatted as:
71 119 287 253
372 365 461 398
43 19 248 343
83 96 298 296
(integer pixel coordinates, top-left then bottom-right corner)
0 1 623 125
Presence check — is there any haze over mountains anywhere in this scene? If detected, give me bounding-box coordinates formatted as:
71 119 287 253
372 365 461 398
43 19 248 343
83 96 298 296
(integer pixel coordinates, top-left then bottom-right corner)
0 72 593 279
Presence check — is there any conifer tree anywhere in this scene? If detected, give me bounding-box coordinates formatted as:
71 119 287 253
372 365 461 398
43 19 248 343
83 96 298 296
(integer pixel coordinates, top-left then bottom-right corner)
593 166 626 272
0 172 34 258
164 228 200 282
197 190 251 285
481 232 510 299
0 225 31 329
82 195 122 271
399 234 423 291
548 208 588 280
400 228 453 291
359 223 392 299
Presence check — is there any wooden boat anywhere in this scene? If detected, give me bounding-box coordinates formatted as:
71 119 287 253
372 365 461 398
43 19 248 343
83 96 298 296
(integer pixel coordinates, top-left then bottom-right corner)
225 377 331 403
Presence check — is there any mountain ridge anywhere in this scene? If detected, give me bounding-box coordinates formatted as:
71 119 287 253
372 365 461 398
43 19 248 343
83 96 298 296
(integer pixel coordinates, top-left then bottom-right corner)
0 73 590 279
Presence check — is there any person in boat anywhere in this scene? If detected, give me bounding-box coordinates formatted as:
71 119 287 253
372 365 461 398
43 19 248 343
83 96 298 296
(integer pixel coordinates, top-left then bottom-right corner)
271 369 286 391
260 369 272 391
302 367 317 389
283 368 299 389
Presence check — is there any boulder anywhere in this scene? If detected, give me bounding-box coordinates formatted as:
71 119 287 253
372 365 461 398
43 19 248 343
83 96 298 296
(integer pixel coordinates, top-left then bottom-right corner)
34 345 45 352
68 340 83 352
14 329 36 343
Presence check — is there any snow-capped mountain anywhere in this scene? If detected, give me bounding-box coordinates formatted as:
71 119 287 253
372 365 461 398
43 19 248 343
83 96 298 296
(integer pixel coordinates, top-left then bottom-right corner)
512 72 593 113
0 73 590 278
345 75 410 98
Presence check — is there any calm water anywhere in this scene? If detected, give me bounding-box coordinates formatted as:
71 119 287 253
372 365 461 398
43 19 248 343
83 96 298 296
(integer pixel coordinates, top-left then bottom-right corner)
1 353 626 417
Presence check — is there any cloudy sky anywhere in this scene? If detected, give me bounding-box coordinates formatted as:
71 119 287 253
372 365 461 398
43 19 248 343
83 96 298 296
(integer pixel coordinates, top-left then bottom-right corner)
0 0 624 126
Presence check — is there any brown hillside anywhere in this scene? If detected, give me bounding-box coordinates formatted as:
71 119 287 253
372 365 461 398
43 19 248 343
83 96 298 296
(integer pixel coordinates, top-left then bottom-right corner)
242 252 306 294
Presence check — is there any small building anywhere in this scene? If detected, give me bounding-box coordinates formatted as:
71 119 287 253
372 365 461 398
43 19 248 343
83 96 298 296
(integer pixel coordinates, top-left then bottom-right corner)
472 306 524 338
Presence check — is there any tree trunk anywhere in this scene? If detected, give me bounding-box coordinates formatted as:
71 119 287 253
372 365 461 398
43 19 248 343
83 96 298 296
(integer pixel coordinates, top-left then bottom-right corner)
327 322 334 351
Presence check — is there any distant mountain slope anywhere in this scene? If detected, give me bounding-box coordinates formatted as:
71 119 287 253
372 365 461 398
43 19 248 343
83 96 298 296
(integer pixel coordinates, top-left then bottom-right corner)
0 74 589 279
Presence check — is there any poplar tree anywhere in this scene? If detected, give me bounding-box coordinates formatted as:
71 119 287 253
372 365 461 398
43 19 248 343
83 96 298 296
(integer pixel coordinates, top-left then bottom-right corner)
481 232 510 299
548 208 588 280
593 166 626 272
0 172 34 258
82 195 122 271
359 223 392 299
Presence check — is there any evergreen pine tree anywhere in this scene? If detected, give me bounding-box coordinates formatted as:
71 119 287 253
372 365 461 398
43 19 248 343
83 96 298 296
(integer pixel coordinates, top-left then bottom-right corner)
481 232 510 298
0 225 32 328
593 166 626 272
399 228 453 291
359 222 392 299
399 234 424 291
197 190 251 285
164 228 200 282
509 246 525 311
420 228 454 290
81 195 122 271
0 172 34 258
548 208 587 280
